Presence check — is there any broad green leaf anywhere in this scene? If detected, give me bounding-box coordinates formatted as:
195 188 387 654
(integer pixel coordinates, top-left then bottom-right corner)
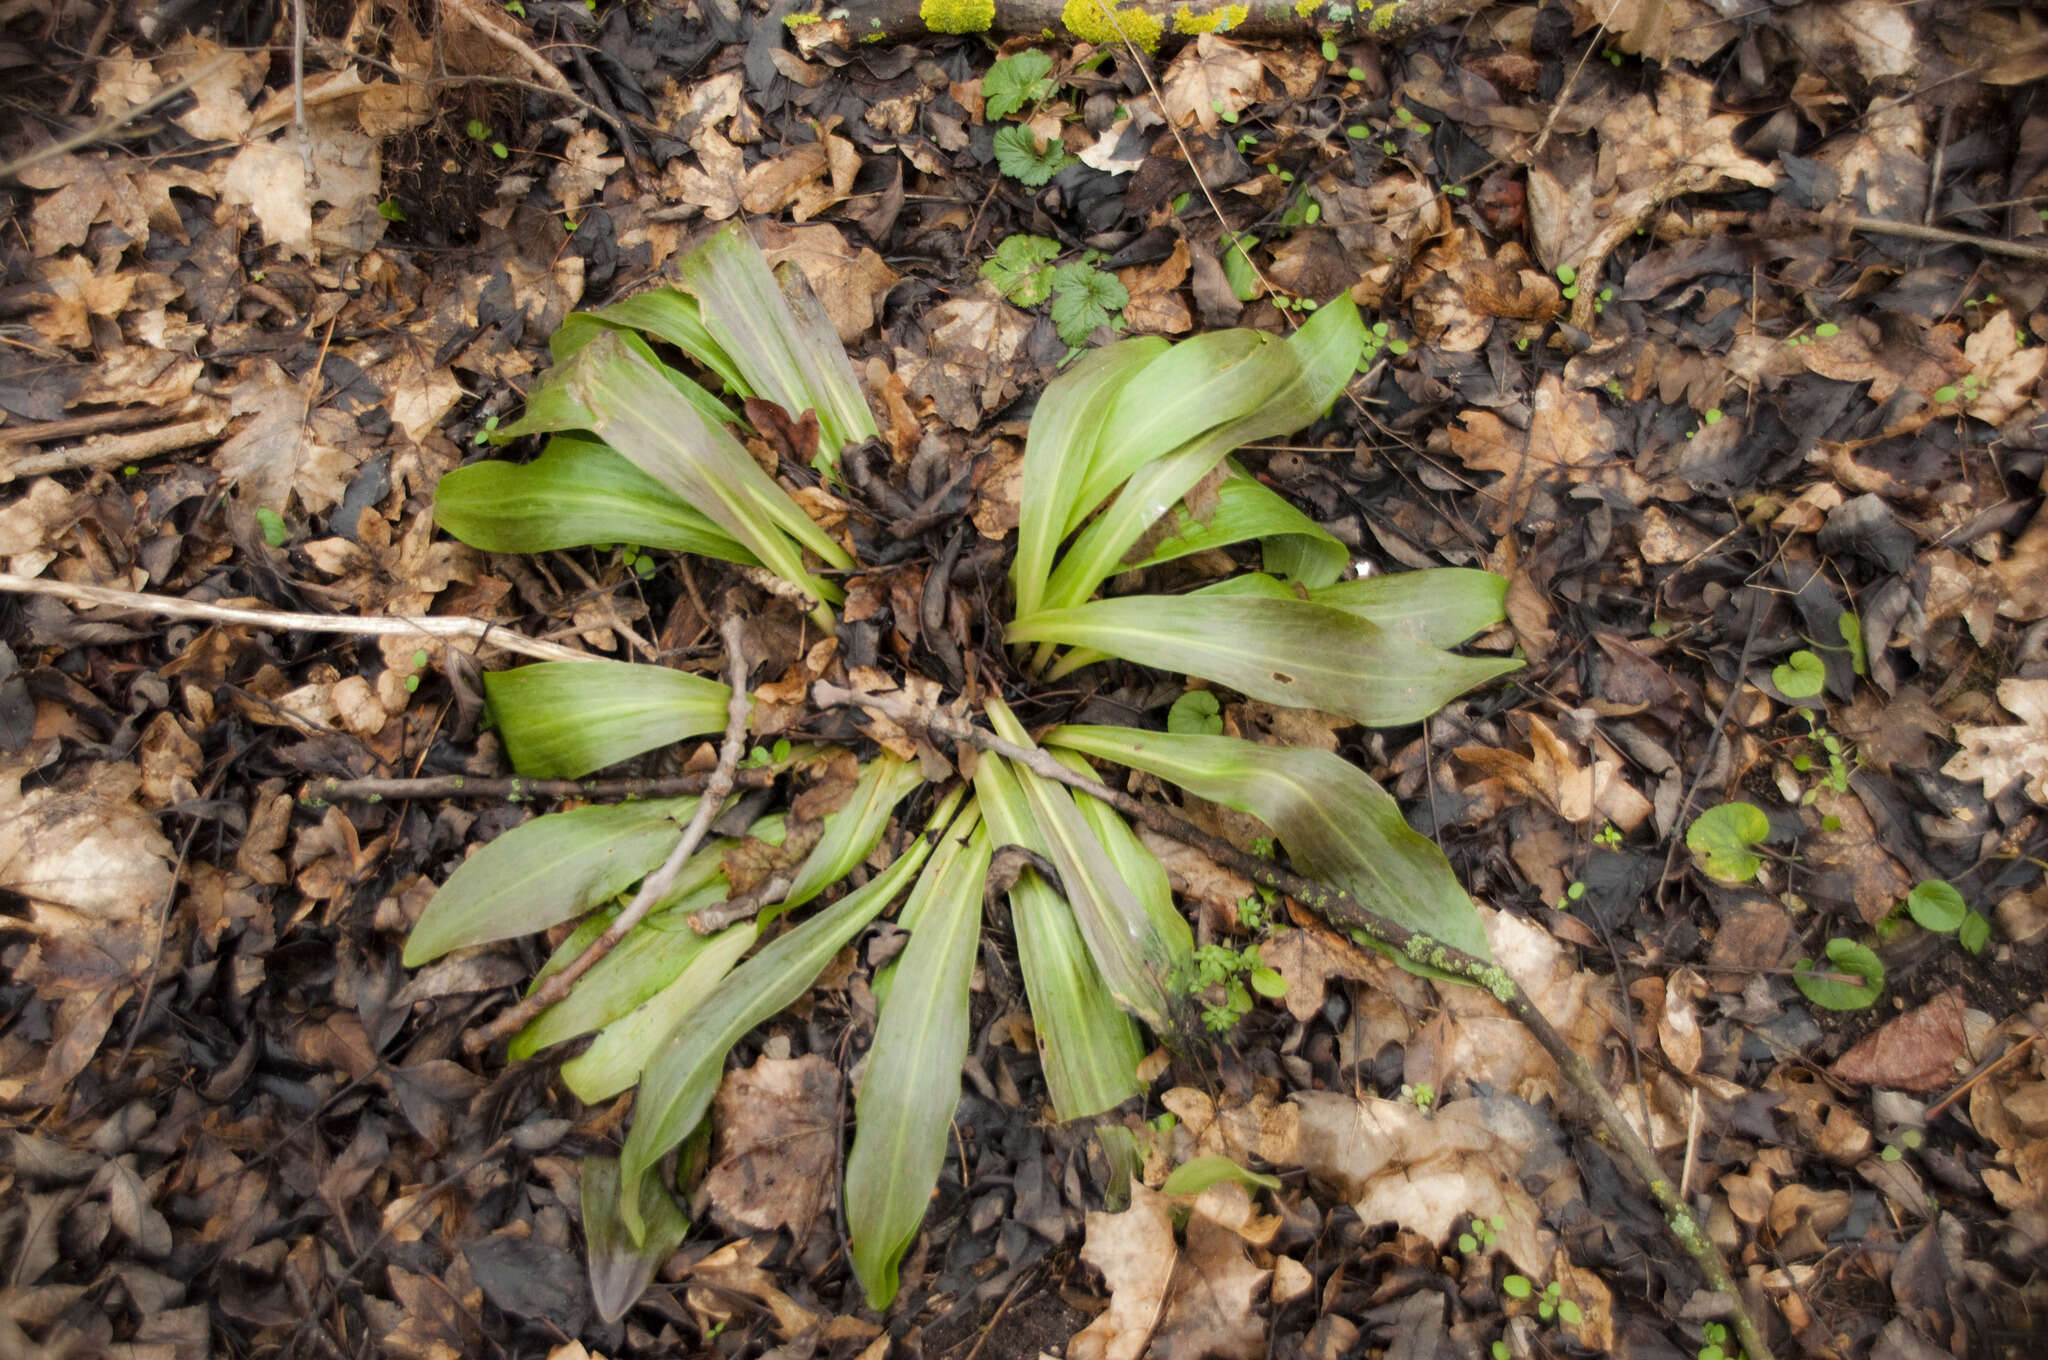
1161 1155 1282 1196
993 123 1070 185
1773 649 1826 699
846 812 989 1308
1013 596 1522 728
1307 569 1509 648
1122 467 1346 589
1045 725 1492 971
1685 802 1768 884
1043 296 1364 611
1838 611 1868 676
1049 265 1128 348
483 661 734 778
435 434 755 563
559 921 758 1102
564 285 749 397
780 755 924 913
1794 937 1884 1010
582 1156 691 1324
1220 232 1261 301
499 323 739 441
1052 748 1192 970
616 789 965 1241
674 223 876 463
971 753 1146 1121
983 698 1186 1034
1904 880 1966 933
1012 338 1169 620
510 877 730 1060
559 330 848 629
1071 329 1287 537
403 798 701 965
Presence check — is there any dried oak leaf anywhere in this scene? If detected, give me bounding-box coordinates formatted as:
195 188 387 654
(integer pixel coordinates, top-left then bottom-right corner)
1155 1182 1269 1360
1070 1184 1177 1360
703 1054 842 1240
1160 35 1263 134
1943 678 2048 803
1830 988 1970 1091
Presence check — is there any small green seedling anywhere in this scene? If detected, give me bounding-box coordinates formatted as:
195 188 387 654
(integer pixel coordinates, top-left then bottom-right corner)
1554 879 1587 911
472 413 500 446
405 649 430 694
1880 1127 1924 1163
1594 822 1623 849
1400 1081 1435 1111
1458 1214 1503 1254
1901 879 1992 954
1168 689 1224 736
1686 802 1769 883
1181 943 1285 1033
254 508 289 548
1773 649 1826 699
1794 936 1884 1010
376 197 406 223
992 124 1071 186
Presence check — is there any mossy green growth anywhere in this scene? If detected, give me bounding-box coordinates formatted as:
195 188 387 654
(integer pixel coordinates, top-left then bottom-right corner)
1293 0 1320 17
921 0 996 33
1173 2 1249 32
1369 1 1402 30
782 11 820 27
1063 0 1164 49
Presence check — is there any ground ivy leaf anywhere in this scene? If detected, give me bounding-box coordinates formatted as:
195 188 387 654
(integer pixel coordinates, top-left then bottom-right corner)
1685 801 1768 883
993 124 1069 186
980 233 1061 307
1794 937 1884 1010
1905 879 1966 933
1167 689 1223 735
983 48 1055 122
1772 648 1826 699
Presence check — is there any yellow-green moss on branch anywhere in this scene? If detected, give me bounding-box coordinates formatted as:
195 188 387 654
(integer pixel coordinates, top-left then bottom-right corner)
784 0 1491 49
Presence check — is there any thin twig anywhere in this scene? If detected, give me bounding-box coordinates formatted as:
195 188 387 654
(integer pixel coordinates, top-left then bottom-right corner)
687 872 793 935
1803 210 2048 266
303 768 776 805
811 679 1778 1360
0 57 230 182
443 0 578 100
465 616 754 1053
0 573 596 665
291 0 314 185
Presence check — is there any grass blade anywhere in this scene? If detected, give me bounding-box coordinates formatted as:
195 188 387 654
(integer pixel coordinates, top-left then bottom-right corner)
1010 595 1521 728
435 434 756 563
846 809 989 1308
403 797 701 965
483 660 734 778
1045 725 1493 970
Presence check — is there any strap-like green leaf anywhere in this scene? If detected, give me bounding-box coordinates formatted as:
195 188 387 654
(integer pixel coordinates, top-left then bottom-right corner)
402 797 701 965
675 224 877 466
559 331 848 629
1309 569 1509 648
562 286 751 398
435 434 755 563
1045 725 1493 972
483 660 735 778
559 921 758 1102
615 788 965 1241
498 323 738 442
1010 595 1521 728
1012 338 1169 619
778 755 925 913
1122 466 1346 589
846 811 989 1308
582 1156 692 1324
971 753 1145 1121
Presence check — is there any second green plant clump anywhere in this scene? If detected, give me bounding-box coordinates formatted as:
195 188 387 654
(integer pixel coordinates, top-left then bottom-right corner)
407 225 1520 1317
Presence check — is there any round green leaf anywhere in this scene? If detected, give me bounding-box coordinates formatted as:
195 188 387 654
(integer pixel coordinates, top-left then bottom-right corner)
1248 966 1287 998
1793 937 1885 1011
1558 1299 1583 1326
1905 880 1966 933
1772 649 1826 699
1685 802 1769 883
1167 689 1224 736
1501 1274 1532 1299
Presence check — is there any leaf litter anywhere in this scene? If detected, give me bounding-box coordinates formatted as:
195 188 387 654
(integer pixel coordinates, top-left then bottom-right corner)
5 2 2048 1358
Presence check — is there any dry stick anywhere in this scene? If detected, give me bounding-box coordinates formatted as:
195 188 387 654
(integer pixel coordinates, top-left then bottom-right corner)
812 680 1779 1360
465 616 755 1053
304 767 778 806
687 871 794 935
1802 211 2048 266
2 408 231 481
0 573 597 665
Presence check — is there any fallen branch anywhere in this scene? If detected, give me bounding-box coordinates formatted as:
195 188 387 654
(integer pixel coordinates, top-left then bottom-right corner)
303 767 778 806
0 573 596 665
812 679 1777 1360
687 871 794 934
790 0 1489 51
466 616 755 1053
1807 210 2048 266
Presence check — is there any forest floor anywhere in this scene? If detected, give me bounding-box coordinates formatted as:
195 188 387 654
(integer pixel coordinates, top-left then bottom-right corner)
4 1 2048 1358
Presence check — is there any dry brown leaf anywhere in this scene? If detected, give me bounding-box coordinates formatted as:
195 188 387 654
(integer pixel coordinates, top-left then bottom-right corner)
1155 1182 1269 1360
1573 0 1737 64
1963 312 2047 426
1070 1184 1177 1360
1286 1092 1569 1278
703 1053 841 1239
758 222 899 344
684 1236 817 1339
1160 35 1263 134
220 118 386 260
1943 679 2048 804
1801 786 1914 925
212 360 363 514
1831 989 1971 1091
1437 375 1631 532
